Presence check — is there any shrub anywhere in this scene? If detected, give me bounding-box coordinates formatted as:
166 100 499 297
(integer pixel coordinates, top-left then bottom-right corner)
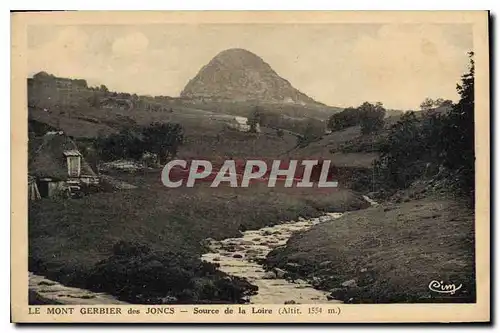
358 102 386 134
327 103 385 134
94 122 184 164
142 123 184 165
86 241 258 304
327 107 360 131
296 119 324 147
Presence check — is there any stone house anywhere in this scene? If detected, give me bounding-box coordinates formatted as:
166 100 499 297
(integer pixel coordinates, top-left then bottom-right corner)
28 132 99 198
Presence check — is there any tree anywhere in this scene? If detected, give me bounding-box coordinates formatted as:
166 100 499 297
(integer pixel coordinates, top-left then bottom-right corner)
248 106 263 133
434 98 445 107
142 123 184 165
88 93 101 108
94 128 144 162
378 112 428 188
327 107 360 131
420 98 435 110
360 51 474 203
297 119 323 147
100 84 109 93
358 102 386 134
439 51 475 200
440 99 454 107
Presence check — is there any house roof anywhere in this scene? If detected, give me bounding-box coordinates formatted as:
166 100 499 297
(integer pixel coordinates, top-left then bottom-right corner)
29 132 97 180
63 150 81 157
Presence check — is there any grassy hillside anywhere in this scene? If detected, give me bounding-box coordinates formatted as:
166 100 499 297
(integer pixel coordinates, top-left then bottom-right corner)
180 126 297 160
174 100 342 121
286 125 380 169
29 104 299 160
29 171 369 303
265 195 475 303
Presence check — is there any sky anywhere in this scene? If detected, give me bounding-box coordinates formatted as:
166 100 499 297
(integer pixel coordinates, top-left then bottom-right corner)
27 23 473 110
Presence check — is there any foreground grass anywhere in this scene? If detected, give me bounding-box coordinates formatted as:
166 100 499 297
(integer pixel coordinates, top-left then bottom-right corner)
265 197 475 303
29 172 368 303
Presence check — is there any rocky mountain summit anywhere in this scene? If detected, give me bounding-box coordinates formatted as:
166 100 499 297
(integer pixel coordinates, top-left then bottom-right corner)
181 48 323 106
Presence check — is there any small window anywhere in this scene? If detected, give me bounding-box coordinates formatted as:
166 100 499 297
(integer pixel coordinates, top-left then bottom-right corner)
67 156 81 177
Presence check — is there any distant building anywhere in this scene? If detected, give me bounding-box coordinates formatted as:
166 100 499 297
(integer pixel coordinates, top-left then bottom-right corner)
226 116 261 132
29 132 99 198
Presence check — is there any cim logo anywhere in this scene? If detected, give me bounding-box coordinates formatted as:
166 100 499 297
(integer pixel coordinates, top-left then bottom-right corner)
161 159 339 188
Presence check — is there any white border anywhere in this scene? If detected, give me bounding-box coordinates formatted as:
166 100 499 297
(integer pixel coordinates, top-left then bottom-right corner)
3 1 497 332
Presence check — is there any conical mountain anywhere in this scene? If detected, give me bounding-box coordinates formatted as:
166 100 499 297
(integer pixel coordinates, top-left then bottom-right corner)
181 48 322 105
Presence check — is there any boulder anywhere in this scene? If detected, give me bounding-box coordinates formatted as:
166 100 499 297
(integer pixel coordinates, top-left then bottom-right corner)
328 288 347 300
161 296 178 303
274 268 287 279
285 262 301 270
263 271 277 279
319 260 332 268
341 279 357 288
232 253 244 259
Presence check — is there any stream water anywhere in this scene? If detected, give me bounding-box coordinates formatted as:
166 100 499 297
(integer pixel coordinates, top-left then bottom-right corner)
201 213 344 304
29 272 126 304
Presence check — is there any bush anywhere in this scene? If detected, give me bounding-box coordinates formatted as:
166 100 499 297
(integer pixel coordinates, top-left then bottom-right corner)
327 107 360 131
94 122 184 164
358 102 386 134
94 128 144 162
142 123 184 165
327 103 385 134
296 119 324 147
86 241 258 304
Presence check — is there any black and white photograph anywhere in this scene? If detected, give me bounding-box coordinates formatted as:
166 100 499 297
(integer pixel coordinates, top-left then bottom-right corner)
10 10 490 323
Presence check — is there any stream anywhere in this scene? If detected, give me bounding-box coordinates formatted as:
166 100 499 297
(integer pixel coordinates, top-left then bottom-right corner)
28 272 126 305
201 213 344 304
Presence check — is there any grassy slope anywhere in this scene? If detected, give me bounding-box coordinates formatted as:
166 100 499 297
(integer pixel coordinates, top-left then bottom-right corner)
29 173 369 288
29 104 299 160
169 100 342 121
179 126 297 160
265 196 475 303
287 125 379 169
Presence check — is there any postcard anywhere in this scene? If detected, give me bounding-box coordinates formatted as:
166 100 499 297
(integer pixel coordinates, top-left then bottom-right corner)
11 10 490 323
